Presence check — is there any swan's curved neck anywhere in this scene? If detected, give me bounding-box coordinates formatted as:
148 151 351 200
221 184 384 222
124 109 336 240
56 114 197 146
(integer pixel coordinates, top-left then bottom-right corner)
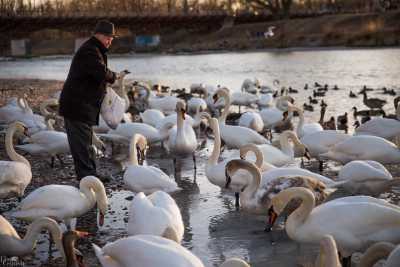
241 145 264 169
128 135 140 166
219 91 231 124
5 124 31 168
295 108 305 138
279 131 294 157
315 237 341 267
176 109 184 130
63 234 80 267
79 178 98 208
240 163 261 203
285 188 315 239
359 242 395 267
209 119 221 165
24 218 65 260
143 85 151 102
45 119 55 131
118 77 130 112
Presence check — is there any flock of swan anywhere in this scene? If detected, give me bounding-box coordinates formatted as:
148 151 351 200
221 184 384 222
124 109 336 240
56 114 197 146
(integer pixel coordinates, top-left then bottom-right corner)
0 73 400 267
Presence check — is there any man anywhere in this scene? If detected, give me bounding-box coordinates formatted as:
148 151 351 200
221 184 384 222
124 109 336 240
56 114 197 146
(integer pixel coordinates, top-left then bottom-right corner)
59 20 117 181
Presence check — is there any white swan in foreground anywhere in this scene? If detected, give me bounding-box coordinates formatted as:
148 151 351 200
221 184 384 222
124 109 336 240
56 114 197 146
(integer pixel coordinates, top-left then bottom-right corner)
214 88 269 148
105 122 169 144
123 134 180 194
329 160 398 196
355 103 400 140
320 135 400 164
11 176 108 230
267 187 400 257
0 121 32 198
93 235 250 267
142 84 180 115
0 215 65 259
128 191 184 243
225 159 328 216
163 101 197 156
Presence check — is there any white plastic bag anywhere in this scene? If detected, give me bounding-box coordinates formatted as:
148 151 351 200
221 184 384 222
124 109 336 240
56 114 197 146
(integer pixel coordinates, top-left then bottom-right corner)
100 87 125 129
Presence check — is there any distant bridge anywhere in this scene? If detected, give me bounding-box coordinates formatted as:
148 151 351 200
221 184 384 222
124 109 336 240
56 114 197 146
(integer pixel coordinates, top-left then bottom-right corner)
0 13 276 37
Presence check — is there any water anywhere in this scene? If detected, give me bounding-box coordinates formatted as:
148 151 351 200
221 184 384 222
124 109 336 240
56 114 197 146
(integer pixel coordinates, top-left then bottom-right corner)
1 48 400 266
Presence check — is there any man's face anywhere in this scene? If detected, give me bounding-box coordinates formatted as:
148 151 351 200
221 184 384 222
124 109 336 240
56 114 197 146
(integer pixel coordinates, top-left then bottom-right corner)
96 34 114 49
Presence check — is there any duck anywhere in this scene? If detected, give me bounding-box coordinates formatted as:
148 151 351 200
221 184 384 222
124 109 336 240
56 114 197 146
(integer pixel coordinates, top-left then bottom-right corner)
213 88 269 148
358 242 400 267
241 131 308 167
93 235 250 267
313 90 325 97
0 121 32 198
349 91 357 98
361 91 386 109
11 176 108 230
225 159 328 219
123 134 180 194
328 160 399 197
354 103 400 140
309 96 318 104
238 111 264 133
163 101 198 161
267 187 400 257
289 104 323 139
320 135 400 165
303 103 314 112
0 215 65 258
127 191 184 243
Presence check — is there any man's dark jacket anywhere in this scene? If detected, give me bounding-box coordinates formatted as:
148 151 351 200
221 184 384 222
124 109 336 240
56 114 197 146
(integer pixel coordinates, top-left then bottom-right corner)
59 36 116 125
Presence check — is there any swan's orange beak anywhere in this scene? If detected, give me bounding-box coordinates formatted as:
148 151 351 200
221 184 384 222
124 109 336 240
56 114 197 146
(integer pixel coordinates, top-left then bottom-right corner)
265 206 278 232
75 230 90 238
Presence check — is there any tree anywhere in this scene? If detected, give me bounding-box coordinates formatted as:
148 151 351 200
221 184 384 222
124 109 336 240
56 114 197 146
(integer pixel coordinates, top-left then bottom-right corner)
244 0 294 17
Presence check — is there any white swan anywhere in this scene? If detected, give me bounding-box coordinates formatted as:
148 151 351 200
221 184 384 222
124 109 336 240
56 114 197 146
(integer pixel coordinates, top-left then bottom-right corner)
257 93 274 108
106 122 170 145
240 130 308 167
355 103 400 140
140 109 165 128
329 160 399 196
93 235 250 267
356 242 397 267
16 119 69 166
214 88 269 148
289 104 323 138
123 134 180 194
127 191 184 243
225 159 328 216
0 121 32 198
0 97 28 124
267 187 400 257
163 101 197 156
238 111 264 133
259 96 293 129
320 135 400 164
142 84 180 115
11 176 108 230
0 215 65 259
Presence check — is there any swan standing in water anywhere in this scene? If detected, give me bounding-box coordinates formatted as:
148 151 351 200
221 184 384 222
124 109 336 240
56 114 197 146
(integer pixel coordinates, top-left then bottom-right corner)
123 134 180 194
213 88 269 148
0 215 65 259
163 101 198 170
267 187 400 259
127 191 184 243
93 235 250 267
0 121 32 198
11 176 108 230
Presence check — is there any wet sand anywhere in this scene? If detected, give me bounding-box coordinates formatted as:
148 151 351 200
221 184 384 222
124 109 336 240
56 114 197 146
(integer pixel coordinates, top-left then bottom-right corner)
0 79 400 267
